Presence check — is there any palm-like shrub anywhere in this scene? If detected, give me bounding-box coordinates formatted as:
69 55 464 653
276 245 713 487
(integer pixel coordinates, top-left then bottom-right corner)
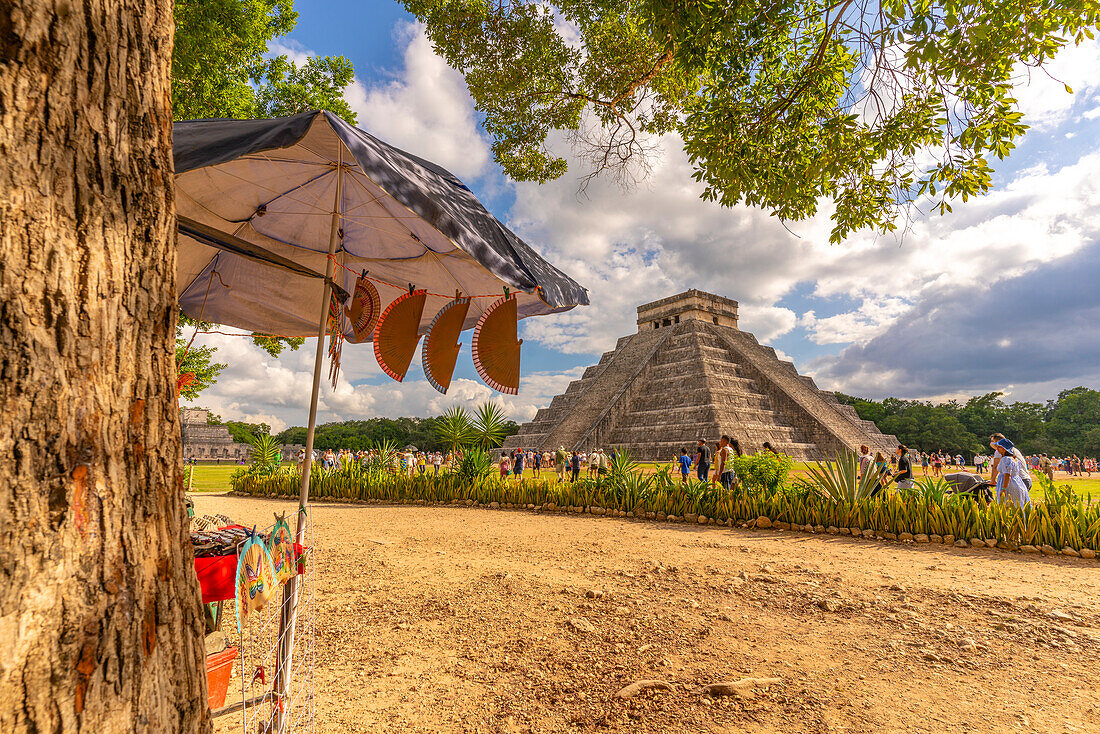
456 447 495 484
801 451 882 504
472 402 509 449
607 450 638 483
247 433 282 476
435 406 475 455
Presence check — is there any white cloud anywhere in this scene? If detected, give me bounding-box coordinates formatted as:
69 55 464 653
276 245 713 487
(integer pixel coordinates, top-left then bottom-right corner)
1013 38 1100 130
799 298 912 346
271 27 491 182
183 330 585 429
345 24 491 181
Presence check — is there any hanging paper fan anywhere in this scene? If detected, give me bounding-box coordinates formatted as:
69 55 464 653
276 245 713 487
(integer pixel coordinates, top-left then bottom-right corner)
374 288 427 381
266 512 297 585
471 294 522 395
422 296 471 394
347 273 382 343
235 528 276 631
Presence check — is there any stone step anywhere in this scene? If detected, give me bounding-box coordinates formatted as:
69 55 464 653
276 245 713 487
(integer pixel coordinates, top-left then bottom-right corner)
608 439 821 461
539 327 673 450
610 422 802 440
613 404 793 426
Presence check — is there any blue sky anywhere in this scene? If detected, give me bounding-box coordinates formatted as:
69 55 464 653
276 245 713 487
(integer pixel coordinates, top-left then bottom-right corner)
190 2 1100 431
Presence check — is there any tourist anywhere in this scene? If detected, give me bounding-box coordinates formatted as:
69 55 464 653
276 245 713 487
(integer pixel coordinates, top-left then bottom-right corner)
695 439 711 482
715 435 736 490
417 452 427 475
555 446 568 481
532 449 541 478
433 452 442 475
596 448 609 477
499 453 510 480
513 448 525 480
894 445 914 490
871 451 891 497
858 445 872 480
570 451 581 482
297 447 306 468
920 452 930 475
678 449 692 483
992 439 1030 505
1040 454 1054 483
404 448 415 477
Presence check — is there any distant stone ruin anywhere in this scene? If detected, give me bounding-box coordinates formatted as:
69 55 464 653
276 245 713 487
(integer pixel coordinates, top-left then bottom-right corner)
180 408 252 461
503 290 897 461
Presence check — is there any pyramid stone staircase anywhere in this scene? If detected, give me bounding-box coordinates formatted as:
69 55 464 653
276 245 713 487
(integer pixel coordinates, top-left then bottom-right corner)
503 290 896 461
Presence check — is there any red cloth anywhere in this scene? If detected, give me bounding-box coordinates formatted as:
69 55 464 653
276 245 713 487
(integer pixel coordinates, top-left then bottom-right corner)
194 542 308 604
195 555 238 604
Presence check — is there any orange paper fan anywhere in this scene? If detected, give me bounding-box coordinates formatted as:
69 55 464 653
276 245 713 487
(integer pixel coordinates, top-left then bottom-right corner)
347 274 382 343
471 295 522 395
422 297 471 394
374 289 427 381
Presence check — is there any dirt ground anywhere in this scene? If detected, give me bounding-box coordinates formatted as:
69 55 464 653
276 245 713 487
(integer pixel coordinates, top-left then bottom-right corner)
196 494 1100 734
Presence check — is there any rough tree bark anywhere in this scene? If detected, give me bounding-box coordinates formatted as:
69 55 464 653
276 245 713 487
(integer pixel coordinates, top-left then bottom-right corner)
0 2 210 732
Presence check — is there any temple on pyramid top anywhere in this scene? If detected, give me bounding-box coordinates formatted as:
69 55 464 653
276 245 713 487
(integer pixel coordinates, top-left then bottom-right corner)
637 290 739 331
503 289 896 461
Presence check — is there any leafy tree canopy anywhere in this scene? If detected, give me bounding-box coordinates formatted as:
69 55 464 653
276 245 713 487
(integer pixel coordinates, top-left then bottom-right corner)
836 387 1100 456
406 0 1100 241
275 414 520 452
173 0 357 122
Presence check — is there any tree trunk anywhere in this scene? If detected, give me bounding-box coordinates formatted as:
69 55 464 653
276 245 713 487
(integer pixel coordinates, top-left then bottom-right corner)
0 2 209 732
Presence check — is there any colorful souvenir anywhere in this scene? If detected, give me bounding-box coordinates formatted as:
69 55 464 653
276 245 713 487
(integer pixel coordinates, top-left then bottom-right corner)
267 512 297 585
421 296 471 394
347 273 382 343
471 293 521 395
234 528 277 631
374 288 427 381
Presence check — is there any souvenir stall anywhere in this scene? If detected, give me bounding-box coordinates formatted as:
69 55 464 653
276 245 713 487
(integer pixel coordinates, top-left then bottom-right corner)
174 110 588 732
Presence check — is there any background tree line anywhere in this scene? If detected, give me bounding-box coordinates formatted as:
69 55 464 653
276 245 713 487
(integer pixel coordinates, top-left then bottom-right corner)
269 415 521 452
836 387 1100 457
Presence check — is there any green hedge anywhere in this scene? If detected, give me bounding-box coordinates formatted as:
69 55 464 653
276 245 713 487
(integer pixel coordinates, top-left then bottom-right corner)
231 461 1100 552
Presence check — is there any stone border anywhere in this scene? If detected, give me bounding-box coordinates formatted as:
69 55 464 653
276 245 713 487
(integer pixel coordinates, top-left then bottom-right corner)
227 491 1099 561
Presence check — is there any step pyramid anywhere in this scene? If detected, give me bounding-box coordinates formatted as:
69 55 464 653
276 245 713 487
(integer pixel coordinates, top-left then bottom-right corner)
503 290 896 461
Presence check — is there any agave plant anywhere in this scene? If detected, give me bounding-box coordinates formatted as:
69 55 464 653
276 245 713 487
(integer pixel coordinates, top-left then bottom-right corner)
802 451 882 504
607 450 639 482
456 447 495 484
366 438 400 475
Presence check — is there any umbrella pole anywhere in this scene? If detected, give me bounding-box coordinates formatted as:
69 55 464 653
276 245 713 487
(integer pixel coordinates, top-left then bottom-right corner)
274 150 343 729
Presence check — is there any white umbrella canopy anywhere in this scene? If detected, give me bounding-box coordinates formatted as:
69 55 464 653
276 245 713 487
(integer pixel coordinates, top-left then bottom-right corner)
174 110 588 338
173 113 589 722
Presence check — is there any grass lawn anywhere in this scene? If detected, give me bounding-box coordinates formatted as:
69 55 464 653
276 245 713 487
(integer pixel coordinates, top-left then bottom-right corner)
184 465 241 493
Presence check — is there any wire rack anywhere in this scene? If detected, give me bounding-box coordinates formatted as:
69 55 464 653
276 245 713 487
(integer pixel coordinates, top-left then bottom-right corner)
227 513 316 734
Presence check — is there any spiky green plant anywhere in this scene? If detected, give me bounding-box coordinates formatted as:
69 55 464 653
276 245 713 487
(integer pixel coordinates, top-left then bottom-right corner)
472 402 509 450
801 451 882 504
247 433 282 476
435 406 476 454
